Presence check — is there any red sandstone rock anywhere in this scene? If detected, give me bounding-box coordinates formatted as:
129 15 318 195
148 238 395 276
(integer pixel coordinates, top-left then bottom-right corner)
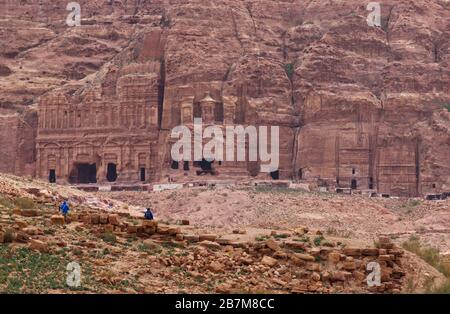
0 0 448 197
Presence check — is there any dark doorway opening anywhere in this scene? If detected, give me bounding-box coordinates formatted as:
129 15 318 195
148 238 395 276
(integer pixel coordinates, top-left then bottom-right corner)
140 168 146 182
200 159 212 171
183 161 190 171
171 160 179 170
369 177 374 189
196 159 217 176
270 170 280 180
76 163 97 184
49 170 56 183
299 169 303 180
351 179 357 190
106 163 117 182
352 168 356 175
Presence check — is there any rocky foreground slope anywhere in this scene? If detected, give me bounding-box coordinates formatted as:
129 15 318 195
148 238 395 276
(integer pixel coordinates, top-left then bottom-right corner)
0 0 449 196
0 174 447 293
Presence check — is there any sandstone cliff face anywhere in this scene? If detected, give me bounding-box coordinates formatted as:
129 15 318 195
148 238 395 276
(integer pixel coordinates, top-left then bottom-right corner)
0 0 449 196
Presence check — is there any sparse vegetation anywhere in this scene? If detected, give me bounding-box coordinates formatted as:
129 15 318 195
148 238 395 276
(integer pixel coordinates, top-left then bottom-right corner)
284 62 295 81
444 103 450 112
255 235 270 242
313 235 325 246
0 246 70 293
14 197 35 209
402 235 450 277
100 232 117 245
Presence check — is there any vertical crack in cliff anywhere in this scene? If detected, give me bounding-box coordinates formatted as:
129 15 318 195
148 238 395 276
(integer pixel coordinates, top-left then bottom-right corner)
245 2 257 35
383 5 396 46
292 126 301 180
231 11 244 50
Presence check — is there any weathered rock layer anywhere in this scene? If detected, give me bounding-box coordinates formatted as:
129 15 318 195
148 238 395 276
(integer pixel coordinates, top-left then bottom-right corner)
0 0 449 196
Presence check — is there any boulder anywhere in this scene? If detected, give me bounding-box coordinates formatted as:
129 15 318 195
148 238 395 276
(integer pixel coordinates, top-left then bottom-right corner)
199 234 218 242
156 225 170 234
266 239 281 252
99 214 108 224
143 239 161 250
29 239 48 253
184 234 200 243
209 261 224 273
311 272 321 281
343 248 361 256
294 253 315 262
142 220 157 228
108 214 121 225
90 214 100 224
21 209 38 217
362 248 379 256
261 255 278 267
199 240 221 250
51 215 65 225
127 225 138 233
293 227 309 236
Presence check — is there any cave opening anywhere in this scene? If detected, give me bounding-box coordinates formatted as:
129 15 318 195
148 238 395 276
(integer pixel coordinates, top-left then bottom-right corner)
171 160 179 170
270 170 280 180
49 169 56 183
140 168 146 182
351 179 357 190
106 163 117 182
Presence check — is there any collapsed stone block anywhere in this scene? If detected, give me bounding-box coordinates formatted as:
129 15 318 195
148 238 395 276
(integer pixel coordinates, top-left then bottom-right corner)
343 248 361 256
21 209 38 217
108 214 121 226
261 255 278 267
199 234 217 242
293 253 315 262
184 234 200 243
51 215 65 225
90 214 100 224
199 240 221 250
29 239 48 253
265 239 281 252
156 225 170 234
99 214 108 224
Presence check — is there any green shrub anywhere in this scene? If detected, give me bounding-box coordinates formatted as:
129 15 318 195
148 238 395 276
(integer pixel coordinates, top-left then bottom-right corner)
313 235 325 246
100 232 117 245
3 230 14 243
0 196 14 209
284 63 295 81
431 280 450 294
14 197 35 209
402 235 450 277
444 103 450 112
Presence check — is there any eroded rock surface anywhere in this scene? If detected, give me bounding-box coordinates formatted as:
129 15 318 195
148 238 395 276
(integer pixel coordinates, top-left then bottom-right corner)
0 0 449 196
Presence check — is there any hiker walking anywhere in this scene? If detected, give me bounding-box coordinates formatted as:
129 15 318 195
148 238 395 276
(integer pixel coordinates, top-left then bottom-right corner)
144 208 154 220
59 200 70 217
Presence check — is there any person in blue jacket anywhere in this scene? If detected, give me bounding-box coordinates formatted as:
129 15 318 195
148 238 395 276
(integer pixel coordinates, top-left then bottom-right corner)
144 208 154 220
59 201 70 217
